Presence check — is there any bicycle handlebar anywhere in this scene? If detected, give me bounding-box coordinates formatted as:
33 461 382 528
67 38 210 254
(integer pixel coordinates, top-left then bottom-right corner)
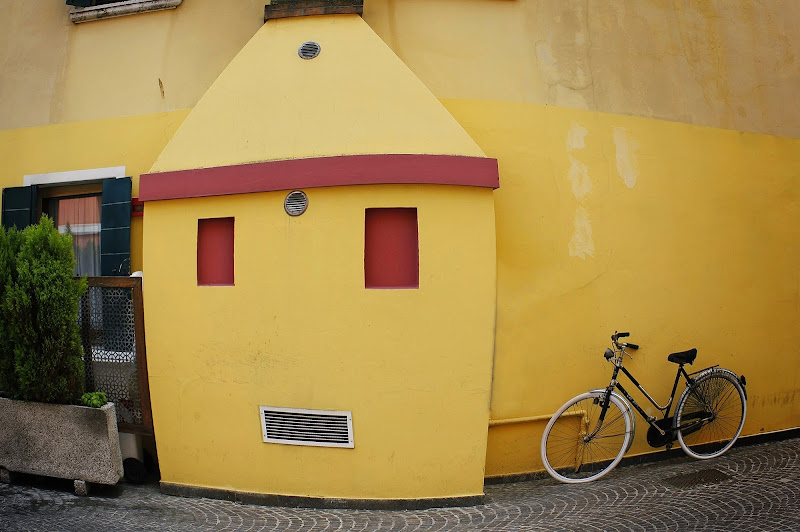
610 331 640 354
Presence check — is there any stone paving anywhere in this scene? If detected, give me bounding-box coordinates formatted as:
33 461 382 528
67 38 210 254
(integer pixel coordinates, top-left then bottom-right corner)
1 437 798 531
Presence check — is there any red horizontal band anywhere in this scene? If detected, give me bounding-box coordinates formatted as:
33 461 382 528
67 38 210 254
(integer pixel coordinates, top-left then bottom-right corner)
139 154 499 201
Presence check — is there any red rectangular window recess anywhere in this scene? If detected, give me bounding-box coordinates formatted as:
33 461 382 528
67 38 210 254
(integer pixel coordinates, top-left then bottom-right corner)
365 208 419 289
197 217 234 286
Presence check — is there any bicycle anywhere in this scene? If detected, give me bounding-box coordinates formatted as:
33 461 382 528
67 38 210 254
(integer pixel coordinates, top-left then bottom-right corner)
540 331 747 483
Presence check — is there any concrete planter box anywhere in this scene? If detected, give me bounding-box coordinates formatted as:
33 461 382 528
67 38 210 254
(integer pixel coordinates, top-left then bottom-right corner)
0 398 123 493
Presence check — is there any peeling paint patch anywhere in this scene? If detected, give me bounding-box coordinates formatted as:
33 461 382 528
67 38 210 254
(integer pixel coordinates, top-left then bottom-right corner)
567 122 591 199
566 123 593 255
567 122 588 151
535 34 557 79
613 127 639 188
568 206 594 259
567 156 591 199
751 390 799 408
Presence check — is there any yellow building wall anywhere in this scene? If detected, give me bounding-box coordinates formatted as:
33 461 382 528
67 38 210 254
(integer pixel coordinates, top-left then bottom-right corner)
141 11 499 500
149 14 484 174
0 111 189 272
440 98 800 477
142 185 497 499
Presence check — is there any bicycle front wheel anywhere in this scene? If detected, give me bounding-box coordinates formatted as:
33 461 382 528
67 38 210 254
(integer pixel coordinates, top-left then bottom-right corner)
540 391 632 483
676 368 746 460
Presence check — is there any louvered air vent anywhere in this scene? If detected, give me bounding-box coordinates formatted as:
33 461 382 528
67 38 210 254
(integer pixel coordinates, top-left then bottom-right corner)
260 406 354 448
284 190 308 216
298 41 321 60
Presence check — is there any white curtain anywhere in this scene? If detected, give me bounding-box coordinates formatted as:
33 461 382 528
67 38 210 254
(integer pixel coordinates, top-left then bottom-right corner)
57 196 101 276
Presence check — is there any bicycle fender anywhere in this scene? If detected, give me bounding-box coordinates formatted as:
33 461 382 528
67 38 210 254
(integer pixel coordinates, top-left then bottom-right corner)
705 368 748 402
691 366 740 383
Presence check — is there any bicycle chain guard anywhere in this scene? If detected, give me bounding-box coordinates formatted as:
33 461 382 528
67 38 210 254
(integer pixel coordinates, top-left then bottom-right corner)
646 417 676 448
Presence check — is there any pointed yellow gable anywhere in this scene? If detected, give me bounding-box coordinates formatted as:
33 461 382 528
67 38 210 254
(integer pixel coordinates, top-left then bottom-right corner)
149 14 486 173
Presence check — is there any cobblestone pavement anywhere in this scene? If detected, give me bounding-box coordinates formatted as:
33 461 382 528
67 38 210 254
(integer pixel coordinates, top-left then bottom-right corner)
1 437 798 531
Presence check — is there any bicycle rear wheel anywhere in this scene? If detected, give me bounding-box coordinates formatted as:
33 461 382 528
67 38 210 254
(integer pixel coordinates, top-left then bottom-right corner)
540 391 632 483
676 369 746 460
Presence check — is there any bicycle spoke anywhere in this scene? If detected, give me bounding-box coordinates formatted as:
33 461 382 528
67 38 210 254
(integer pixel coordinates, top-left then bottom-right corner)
542 393 629 482
677 372 745 459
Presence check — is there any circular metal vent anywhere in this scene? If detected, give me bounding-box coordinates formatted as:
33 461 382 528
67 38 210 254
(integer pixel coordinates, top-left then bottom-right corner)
298 41 321 60
284 191 309 216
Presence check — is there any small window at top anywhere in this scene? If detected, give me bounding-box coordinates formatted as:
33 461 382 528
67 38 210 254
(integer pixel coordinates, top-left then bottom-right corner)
67 0 183 24
364 208 419 289
197 218 234 286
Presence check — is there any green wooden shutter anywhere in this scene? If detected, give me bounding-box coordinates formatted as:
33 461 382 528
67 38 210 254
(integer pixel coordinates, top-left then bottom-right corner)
1 186 38 230
101 177 132 276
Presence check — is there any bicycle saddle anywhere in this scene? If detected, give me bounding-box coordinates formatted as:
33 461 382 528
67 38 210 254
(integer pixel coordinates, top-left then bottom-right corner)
667 348 697 365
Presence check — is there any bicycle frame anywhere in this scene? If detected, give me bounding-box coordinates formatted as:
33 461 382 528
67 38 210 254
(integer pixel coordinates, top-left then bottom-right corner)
597 344 717 444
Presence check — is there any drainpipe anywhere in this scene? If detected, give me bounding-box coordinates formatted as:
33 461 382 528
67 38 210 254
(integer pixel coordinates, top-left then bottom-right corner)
489 414 553 427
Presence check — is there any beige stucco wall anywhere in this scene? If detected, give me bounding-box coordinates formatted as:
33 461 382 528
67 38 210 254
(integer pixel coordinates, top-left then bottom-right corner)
364 0 800 138
0 0 265 130
0 2 71 130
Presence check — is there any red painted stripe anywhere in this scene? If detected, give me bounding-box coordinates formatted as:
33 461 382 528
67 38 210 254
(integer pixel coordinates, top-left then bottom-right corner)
139 154 499 201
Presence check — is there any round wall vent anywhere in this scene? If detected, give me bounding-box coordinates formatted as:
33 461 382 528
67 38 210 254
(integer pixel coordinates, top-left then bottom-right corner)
298 41 321 60
284 191 309 216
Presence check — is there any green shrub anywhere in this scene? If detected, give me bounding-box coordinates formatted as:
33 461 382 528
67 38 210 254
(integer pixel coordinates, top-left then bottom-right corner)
0 225 24 396
81 391 108 408
2 217 87 404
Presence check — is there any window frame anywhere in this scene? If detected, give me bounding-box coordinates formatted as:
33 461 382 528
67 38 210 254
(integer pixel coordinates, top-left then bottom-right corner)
67 0 183 24
12 167 133 276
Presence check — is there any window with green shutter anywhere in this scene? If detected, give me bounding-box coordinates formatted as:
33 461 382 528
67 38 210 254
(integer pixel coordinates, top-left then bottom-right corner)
1 177 131 277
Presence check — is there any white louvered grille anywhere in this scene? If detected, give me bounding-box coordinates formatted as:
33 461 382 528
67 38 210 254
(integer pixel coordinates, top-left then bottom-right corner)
284 190 308 216
260 406 354 448
298 41 321 60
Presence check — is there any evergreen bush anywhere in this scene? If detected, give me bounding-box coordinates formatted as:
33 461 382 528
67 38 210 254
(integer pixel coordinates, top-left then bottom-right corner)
1 217 87 404
0 225 24 396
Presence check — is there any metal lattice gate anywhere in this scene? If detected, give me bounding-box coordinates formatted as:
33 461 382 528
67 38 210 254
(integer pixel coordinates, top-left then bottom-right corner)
78 277 152 435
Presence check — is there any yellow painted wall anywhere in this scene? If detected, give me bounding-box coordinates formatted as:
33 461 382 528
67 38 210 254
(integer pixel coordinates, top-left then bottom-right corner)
0 111 188 272
141 11 499 500
143 185 497 499
440 98 800 477
149 14 484 174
